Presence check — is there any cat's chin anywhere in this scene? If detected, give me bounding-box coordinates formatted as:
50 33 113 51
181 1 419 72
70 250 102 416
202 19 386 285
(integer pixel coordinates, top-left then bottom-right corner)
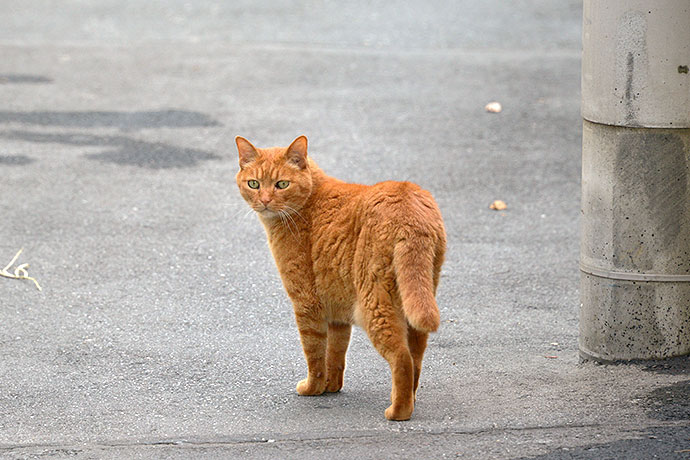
257 209 280 219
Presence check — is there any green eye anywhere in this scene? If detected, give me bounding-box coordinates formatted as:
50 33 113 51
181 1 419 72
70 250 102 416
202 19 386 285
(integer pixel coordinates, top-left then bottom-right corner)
276 180 290 189
247 180 260 189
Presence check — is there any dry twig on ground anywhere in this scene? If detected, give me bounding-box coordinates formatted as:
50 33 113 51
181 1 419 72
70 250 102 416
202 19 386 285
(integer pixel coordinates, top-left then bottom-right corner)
1 248 42 291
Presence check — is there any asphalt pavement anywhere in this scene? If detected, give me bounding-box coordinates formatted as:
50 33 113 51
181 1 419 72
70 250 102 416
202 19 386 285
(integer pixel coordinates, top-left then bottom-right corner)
1 1 689 459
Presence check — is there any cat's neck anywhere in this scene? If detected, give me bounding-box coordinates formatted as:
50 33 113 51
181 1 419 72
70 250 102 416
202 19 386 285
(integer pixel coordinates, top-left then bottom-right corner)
258 160 332 232
307 158 330 188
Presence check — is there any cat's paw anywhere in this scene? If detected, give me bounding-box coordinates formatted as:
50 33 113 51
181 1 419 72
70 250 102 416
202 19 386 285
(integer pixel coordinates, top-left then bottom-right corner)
325 378 343 393
296 378 326 396
385 404 413 421
325 369 344 392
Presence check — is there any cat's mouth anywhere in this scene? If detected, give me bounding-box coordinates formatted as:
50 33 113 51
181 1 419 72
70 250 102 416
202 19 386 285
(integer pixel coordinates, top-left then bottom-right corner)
256 206 278 218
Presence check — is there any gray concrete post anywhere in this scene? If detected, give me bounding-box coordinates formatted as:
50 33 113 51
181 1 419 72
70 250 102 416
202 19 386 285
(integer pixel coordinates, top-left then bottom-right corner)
580 0 690 361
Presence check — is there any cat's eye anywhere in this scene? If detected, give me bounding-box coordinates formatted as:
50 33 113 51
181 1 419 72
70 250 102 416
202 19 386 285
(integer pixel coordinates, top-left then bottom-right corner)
276 180 290 189
247 180 260 189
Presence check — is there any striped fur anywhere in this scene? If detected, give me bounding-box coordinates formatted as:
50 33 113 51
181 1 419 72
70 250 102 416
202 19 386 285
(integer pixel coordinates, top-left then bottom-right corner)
236 136 446 420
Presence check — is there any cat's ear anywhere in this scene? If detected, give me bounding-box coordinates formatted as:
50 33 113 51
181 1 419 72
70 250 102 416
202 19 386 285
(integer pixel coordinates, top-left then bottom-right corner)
285 135 308 169
235 136 259 168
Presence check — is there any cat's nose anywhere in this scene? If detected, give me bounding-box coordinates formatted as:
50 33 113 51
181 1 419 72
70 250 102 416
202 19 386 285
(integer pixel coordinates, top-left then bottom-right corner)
260 197 271 206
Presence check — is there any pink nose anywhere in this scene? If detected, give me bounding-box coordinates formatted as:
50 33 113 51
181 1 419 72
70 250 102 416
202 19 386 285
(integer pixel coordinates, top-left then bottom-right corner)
260 197 271 206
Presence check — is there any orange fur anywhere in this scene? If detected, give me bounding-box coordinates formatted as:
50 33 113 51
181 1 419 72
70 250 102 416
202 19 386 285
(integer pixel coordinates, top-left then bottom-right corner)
235 135 446 420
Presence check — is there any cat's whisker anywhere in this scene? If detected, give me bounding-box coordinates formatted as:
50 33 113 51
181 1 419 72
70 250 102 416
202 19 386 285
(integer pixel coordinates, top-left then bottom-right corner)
233 207 253 220
280 210 307 249
282 208 300 232
281 212 294 238
282 205 308 224
278 209 299 241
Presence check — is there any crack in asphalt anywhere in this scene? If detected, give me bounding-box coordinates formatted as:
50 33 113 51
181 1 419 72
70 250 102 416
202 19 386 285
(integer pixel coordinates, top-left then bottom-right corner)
0 422 629 452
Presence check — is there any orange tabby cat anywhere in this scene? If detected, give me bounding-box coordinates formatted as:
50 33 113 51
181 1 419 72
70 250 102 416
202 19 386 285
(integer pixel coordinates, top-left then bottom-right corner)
235 135 446 420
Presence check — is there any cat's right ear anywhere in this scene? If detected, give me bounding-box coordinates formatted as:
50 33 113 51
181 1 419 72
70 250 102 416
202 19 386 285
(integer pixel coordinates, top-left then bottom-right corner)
235 136 259 169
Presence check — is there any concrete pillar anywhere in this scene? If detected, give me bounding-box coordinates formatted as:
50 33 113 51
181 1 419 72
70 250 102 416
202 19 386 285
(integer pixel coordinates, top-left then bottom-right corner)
579 0 690 361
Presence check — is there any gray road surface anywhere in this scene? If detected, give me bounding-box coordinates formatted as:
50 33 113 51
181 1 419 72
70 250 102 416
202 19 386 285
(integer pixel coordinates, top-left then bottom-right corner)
1 1 689 459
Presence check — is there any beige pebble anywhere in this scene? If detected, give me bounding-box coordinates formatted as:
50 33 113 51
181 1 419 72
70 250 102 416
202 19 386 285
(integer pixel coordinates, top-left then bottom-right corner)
485 101 502 113
490 200 507 211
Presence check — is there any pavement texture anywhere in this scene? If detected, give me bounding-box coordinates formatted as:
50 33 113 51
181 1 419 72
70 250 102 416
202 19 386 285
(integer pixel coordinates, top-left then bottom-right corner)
1 1 689 459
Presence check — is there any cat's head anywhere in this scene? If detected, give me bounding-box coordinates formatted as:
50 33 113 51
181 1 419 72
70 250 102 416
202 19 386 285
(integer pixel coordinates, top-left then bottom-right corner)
235 135 314 219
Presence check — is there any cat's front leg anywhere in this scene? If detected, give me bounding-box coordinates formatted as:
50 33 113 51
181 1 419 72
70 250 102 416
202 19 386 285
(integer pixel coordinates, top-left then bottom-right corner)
325 322 352 392
294 310 328 396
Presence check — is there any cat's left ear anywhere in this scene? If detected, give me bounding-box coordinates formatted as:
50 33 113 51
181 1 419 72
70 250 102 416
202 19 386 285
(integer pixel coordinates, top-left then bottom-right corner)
285 135 308 169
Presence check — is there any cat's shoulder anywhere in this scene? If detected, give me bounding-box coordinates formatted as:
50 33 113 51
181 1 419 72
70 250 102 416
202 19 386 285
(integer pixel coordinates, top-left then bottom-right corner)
361 180 438 210
370 180 422 193
368 180 435 201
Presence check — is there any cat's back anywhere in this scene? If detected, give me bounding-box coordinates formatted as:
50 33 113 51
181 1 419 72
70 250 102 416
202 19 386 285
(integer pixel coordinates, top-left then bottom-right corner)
359 180 445 235
312 178 443 232
308 176 445 319
307 178 445 254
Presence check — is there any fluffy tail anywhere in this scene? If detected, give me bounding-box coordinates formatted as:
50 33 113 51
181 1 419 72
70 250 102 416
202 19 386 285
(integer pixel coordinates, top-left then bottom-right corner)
393 238 441 333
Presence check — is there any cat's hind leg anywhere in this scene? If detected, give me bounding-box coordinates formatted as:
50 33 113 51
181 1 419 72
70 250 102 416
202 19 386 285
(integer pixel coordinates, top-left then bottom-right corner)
407 326 428 398
406 235 441 397
325 322 352 392
360 283 415 421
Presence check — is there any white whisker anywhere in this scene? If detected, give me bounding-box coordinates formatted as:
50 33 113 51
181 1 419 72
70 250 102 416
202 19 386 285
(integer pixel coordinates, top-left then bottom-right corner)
279 209 301 243
230 206 246 218
282 205 308 224
284 210 299 232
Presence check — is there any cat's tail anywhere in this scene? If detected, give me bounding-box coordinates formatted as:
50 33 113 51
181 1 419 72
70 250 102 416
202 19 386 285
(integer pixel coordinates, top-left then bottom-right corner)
393 236 442 333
